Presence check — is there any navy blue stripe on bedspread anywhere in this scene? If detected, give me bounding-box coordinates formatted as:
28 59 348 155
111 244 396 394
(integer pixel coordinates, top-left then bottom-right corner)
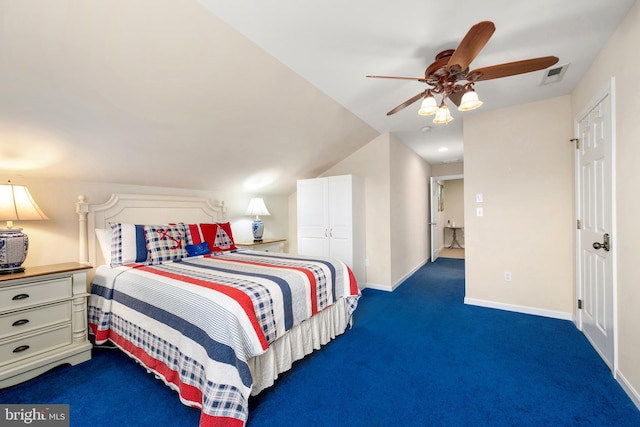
176 259 294 331
233 251 338 304
112 287 252 388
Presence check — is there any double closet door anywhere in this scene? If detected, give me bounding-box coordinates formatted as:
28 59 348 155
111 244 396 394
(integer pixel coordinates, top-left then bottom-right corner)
297 175 365 287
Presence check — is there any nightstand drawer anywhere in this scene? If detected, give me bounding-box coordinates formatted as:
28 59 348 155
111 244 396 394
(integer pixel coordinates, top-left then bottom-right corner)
0 324 72 367
0 301 72 340
0 277 72 312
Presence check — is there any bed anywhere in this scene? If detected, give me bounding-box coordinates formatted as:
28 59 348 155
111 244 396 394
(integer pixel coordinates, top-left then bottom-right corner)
76 194 360 427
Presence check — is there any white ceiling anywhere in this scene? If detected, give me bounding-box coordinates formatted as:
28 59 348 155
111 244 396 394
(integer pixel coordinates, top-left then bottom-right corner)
198 0 636 163
0 0 635 195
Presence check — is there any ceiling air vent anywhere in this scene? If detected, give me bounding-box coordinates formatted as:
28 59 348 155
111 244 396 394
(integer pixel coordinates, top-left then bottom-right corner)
540 63 569 85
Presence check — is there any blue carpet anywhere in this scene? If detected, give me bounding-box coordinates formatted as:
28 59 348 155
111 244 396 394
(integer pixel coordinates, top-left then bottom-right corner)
1 258 638 426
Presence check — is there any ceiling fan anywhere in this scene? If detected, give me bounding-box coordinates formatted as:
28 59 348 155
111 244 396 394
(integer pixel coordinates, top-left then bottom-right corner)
367 21 559 123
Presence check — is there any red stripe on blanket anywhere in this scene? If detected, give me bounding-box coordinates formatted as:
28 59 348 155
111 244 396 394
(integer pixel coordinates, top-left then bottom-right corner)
108 331 244 427
137 265 269 350
346 265 359 295
188 224 203 245
211 257 319 315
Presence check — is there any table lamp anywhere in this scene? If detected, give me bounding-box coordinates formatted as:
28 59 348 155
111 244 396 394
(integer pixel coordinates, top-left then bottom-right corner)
0 181 48 274
245 198 270 242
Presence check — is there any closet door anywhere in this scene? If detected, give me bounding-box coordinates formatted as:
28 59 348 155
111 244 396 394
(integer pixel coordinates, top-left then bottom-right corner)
328 175 353 268
297 178 330 257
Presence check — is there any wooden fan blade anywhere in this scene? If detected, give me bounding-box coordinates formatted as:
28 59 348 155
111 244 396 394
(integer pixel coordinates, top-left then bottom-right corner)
446 21 496 74
367 75 434 83
447 91 463 107
467 56 559 81
386 91 427 116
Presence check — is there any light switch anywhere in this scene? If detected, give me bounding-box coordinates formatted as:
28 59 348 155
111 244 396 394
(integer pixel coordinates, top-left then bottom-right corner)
476 207 483 217
476 193 483 203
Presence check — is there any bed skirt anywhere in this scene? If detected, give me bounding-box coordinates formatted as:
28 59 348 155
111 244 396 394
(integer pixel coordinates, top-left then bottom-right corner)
248 297 350 395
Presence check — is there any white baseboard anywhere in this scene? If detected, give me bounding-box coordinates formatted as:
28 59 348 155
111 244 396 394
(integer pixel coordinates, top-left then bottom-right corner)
363 258 430 292
464 297 574 321
364 282 394 292
616 369 640 411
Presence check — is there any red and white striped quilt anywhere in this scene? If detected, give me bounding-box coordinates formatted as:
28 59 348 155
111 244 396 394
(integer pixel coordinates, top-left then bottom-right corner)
88 250 360 426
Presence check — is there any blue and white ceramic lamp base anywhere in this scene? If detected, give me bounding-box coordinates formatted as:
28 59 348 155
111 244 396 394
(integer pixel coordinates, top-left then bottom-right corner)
251 219 264 242
0 229 28 274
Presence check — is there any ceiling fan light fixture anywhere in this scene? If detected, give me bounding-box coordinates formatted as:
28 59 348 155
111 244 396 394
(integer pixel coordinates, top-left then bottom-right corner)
433 104 453 124
418 92 438 116
458 89 483 111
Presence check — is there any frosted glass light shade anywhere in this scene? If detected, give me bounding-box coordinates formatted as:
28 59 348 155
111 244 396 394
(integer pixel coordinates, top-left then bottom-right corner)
458 90 483 111
433 106 454 124
418 95 439 116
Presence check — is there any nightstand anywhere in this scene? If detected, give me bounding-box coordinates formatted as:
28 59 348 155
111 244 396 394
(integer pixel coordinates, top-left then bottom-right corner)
0 262 93 388
236 239 286 253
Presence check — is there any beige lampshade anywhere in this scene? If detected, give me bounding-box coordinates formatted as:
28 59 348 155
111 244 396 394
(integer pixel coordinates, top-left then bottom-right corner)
0 183 48 226
245 198 270 218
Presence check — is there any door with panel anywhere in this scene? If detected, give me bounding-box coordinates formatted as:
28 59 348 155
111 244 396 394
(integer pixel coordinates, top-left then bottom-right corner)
576 85 614 370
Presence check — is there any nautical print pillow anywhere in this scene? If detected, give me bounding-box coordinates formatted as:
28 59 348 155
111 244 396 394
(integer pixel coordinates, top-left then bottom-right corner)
213 222 237 251
145 223 191 264
187 223 237 252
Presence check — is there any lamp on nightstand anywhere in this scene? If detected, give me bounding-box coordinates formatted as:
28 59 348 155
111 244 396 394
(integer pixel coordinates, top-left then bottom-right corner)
245 198 270 242
0 181 48 274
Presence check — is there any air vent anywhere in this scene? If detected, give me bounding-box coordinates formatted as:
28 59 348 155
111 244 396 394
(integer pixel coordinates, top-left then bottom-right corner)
540 63 569 85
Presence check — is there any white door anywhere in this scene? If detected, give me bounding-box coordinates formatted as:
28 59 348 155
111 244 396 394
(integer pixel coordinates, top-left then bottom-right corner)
576 86 614 369
297 178 330 257
429 177 441 262
328 175 353 267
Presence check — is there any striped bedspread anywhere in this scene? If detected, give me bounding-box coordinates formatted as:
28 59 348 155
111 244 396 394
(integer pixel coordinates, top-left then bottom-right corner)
87 250 360 426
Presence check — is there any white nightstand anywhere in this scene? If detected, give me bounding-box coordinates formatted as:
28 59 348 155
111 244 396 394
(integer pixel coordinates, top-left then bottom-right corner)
0 262 93 388
236 239 286 253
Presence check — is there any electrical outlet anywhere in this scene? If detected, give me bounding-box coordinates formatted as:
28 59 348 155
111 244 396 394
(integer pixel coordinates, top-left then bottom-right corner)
504 272 512 282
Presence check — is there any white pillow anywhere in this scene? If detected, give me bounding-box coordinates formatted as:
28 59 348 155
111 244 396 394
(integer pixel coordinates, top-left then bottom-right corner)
95 228 113 265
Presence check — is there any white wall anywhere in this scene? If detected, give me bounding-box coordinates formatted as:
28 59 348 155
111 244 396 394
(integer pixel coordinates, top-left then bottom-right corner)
431 162 463 176
315 132 431 290
389 135 431 284
463 95 575 318
571 0 640 408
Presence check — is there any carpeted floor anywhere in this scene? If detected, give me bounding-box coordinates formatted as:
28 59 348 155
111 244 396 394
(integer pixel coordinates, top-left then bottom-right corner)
1 258 638 426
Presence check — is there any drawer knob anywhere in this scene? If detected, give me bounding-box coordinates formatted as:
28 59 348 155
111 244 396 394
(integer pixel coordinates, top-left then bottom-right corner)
12 319 30 327
13 345 30 353
12 293 30 301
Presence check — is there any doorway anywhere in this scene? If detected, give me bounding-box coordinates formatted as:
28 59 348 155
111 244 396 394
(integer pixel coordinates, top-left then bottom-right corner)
430 174 464 261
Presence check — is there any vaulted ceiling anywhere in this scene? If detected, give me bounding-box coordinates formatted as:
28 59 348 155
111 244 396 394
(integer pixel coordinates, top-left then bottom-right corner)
0 0 635 195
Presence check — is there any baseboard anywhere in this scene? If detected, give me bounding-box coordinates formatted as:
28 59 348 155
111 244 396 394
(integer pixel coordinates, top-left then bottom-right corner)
364 282 394 292
616 369 640 411
464 297 573 321
363 258 430 292
390 258 430 291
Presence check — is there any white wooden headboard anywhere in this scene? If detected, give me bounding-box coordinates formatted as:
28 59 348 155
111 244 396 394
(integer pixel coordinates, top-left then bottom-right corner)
75 193 227 267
